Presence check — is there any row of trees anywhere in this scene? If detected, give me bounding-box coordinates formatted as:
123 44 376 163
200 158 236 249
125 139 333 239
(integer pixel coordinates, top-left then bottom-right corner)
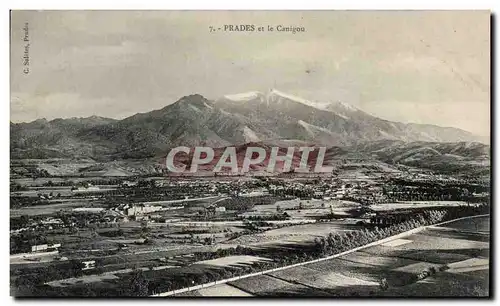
218 196 284 211
313 210 447 257
382 181 489 202
241 214 289 221
269 187 315 199
42 179 124 187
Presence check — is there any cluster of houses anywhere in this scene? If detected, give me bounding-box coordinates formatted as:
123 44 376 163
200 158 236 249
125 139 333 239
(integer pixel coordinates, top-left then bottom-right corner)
267 179 386 203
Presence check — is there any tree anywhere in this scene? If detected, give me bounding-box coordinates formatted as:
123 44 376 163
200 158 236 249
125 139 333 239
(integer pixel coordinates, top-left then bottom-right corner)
68 259 85 271
471 218 479 232
129 270 149 296
204 236 213 245
379 278 389 291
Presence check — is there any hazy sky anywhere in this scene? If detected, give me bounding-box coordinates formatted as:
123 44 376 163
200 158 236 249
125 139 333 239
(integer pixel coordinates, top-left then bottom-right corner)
11 11 490 136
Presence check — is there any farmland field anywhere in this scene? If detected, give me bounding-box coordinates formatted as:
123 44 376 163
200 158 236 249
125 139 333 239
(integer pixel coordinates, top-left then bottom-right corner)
436 216 490 232
227 221 357 245
12 176 109 187
446 258 489 274
229 274 329 296
369 201 468 211
242 199 360 217
381 270 489 297
10 200 105 217
46 265 178 288
338 252 419 269
196 255 272 267
10 252 60 265
306 258 415 287
381 238 413 247
393 262 442 274
175 290 202 297
262 221 354 236
383 232 489 253
422 228 490 243
268 266 379 296
198 284 253 296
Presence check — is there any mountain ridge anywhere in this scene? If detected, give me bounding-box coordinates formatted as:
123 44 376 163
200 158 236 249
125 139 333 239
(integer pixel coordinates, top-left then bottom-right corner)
10 90 486 159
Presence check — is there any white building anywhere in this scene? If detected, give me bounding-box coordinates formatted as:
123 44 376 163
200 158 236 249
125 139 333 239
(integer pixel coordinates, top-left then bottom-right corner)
215 206 226 212
82 260 96 270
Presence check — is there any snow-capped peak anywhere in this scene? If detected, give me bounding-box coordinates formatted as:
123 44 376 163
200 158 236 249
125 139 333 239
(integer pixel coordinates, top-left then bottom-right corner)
268 89 331 110
221 89 358 118
268 89 359 116
333 100 358 112
269 89 309 105
223 91 263 102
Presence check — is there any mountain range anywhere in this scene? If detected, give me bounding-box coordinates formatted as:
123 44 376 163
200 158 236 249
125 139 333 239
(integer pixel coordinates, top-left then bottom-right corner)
10 89 487 160
163 140 489 176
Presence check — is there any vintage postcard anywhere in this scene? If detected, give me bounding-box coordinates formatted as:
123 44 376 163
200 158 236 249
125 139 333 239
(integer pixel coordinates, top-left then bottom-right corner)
10 10 490 297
